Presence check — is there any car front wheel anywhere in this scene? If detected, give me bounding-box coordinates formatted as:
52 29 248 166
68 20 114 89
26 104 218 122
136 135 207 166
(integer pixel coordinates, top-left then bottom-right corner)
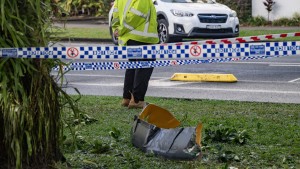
158 19 182 43
158 19 171 43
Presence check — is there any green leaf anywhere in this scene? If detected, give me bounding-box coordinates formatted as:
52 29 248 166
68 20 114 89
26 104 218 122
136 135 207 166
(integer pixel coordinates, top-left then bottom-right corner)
25 131 32 156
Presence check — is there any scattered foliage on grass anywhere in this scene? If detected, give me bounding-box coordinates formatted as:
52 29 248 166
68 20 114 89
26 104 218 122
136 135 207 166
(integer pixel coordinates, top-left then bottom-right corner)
203 124 250 144
57 96 300 169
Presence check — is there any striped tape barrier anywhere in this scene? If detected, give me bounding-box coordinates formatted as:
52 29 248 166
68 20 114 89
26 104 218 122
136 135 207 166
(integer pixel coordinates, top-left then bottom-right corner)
52 54 286 71
1 32 299 71
1 41 299 60
173 32 300 45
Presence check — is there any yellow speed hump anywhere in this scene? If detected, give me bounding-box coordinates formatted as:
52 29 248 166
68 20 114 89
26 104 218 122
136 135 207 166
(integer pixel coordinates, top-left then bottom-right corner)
170 73 238 82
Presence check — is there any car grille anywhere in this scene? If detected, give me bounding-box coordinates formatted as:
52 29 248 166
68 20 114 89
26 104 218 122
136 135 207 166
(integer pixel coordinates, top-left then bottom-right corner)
198 14 228 23
192 28 233 34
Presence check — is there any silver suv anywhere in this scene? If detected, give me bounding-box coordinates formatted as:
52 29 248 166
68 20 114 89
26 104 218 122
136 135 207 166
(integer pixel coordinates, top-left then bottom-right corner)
108 0 239 44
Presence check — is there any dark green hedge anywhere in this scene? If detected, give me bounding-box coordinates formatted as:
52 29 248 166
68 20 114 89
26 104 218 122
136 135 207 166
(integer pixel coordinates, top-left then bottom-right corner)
217 0 252 23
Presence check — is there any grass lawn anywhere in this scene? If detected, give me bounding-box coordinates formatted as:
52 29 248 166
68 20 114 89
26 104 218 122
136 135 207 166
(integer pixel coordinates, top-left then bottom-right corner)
52 27 111 39
52 26 300 41
59 96 300 169
239 30 300 42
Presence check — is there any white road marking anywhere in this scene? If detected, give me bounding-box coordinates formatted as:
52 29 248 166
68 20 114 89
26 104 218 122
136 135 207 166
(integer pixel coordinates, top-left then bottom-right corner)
229 62 300 67
269 64 300 67
156 86 300 94
60 73 300 84
60 74 124 78
237 80 289 84
60 73 171 79
150 79 192 86
289 78 300 83
68 79 189 87
226 61 297 65
64 74 298 85
69 82 123 86
67 81 300 95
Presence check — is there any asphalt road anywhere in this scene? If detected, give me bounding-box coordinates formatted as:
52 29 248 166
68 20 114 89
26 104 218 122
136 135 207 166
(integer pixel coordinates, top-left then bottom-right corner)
54 41 300 104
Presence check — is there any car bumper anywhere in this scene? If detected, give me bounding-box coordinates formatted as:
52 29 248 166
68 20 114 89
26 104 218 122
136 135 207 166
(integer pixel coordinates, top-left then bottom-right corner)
172 27 239 38
169 16 239 38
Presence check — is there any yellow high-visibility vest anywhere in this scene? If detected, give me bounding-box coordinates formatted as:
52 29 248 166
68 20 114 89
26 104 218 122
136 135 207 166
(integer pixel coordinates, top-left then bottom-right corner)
112 0 159 46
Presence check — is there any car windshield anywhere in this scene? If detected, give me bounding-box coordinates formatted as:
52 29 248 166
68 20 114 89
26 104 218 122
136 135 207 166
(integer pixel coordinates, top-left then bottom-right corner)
160 0 215 3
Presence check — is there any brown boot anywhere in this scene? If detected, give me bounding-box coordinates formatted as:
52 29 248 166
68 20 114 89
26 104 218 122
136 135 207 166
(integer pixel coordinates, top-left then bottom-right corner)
121 99 130 107
128 100 146 109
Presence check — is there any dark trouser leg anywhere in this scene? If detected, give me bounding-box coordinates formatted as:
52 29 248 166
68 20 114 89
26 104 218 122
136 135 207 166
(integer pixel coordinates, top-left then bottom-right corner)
123 40 156 103
123 68 135 99
132 67 154 102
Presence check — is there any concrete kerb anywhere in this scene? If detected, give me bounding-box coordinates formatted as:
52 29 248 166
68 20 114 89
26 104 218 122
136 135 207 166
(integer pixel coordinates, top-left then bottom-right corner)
55 37 112 43
52 16 108 23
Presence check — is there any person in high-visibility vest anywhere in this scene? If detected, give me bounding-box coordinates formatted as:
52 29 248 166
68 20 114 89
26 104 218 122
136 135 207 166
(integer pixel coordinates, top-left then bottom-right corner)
112 0 159 108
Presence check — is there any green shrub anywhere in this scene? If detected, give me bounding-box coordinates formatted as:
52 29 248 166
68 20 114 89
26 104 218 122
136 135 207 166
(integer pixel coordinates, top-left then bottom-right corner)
97 0 114 17
272 17 291 26
272 13 300 26
291 13 300 26
54 0 114 17
217 0 252 23
246 12 300 27
246 16 268 26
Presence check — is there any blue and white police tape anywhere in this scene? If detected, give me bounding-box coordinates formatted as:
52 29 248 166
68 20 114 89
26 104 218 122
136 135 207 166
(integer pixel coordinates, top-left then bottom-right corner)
1 41 300 60
52 54 286 71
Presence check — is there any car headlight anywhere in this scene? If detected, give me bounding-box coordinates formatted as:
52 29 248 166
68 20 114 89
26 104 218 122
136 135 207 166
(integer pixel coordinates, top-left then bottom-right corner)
171 9 193 17
229 10 237 17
